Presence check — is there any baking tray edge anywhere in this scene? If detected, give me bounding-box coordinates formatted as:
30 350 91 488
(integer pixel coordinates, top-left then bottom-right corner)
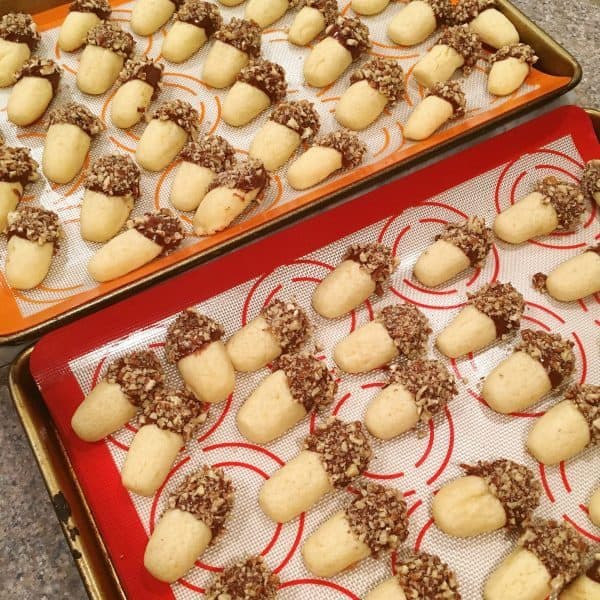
0 0 582 346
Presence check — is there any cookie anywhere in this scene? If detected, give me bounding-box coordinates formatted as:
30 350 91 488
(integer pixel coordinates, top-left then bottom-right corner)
288 0 337 46
170 135 236 211
236 353 336 443
436 282 524 358
404 80 466 141
0 145 38 232
581 159 600 206
527 384 599 465
494 176 586 244
352 0 392 15
5 207 59 290
249 100 320 171
222 58 287 127
131 0 180 36
303 483 408 577
482 329 575 414
205 556 279 600
259 418 372 522
414 216 492 286
245 0 289 28
227 298 310 372
287 129 366 190
144 466 234 582
484 519 587 600
590 489 600 527
334 303 430 373
162 0 222 63
136 99 200 171
122 388 208 496
559 559 600 600
0 14 39 88
432 459 540 537
80 154 141 243
304 16 370 87
193 159 269 235
111 56 164 129
88 209 184 281
413 24 481 88
58 0 111 52
336 58 405 131
534 245 600 302
219 0 245 5
8 58 61 126
77 22 135 95
365 359 457 440
202 18 261 89
452 0 519 49
488 43 538 96
366 552 461 600
388 0 450 46
165 309 235 404
71 350 164 442
43 102 103 184
312 242 397 318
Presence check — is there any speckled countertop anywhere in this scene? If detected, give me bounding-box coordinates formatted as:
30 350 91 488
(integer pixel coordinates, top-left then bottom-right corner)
1 1 599 598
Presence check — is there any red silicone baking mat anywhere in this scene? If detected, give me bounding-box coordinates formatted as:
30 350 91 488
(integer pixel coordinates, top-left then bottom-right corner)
30 105 600 599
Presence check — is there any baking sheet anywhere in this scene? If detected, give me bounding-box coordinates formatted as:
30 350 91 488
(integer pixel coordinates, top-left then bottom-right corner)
27 105 600 599
0 0 578 343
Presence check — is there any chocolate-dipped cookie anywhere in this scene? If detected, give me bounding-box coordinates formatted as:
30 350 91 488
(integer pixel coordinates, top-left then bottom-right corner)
249 100 320 171
0 14 40 88
304 16 371 87
288 0 337 46
8 58 61 126
5 206 60 290
560 558 600 600
488 43 538 96
203 18 262 89
404 80 466 141
43 102 103 184
0 145 38 232
162 0 222 63
80 154 141 243
388 0 451 46
88 209 184 281
222 58 287 127
136 99 200 171
193 158 269 235
452 0 519 49
170 135 236 211
336 58 405 131
131 0 182 36
58 0 111 52
205 556 279 600
111 55 164 129
245 0 289 28
287 129 366 190
581 159 600 206
77 22 135 95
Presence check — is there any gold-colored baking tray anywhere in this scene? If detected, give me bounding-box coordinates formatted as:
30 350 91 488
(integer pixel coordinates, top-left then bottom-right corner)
9 107 600 600
0 0 582 347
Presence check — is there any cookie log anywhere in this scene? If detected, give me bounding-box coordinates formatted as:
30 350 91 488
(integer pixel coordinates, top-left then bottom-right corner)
58 0 111 52
71 350 163 442
470 8 519 50
482 329 575 414
527 384 598 465
144 466 233 582
202 18 262 89
366 359 457 440
542 246 600 302
582 159 600 206
436 282 524 358
488 43 537 96
303 483 407 577
388 0 449 46
288 0 337 46
0 145 38 232
136 100 200 171
193 159 268 235
88 209 184 281
559 560 600 600
245 0 289 28
590 488 600 526
205 556 279 600
352 0 390 15
313 242 396 318
259 419 371 522
165 309 235 404
131 0 177 36
227 298 310 372
0 14 39 87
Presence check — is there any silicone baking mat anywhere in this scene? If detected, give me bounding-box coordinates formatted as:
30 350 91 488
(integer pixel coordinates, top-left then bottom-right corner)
0 0 574 340
30 106 600 599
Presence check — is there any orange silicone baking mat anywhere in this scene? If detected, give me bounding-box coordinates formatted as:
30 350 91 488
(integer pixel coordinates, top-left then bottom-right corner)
30 106 600 599
0 0 574 341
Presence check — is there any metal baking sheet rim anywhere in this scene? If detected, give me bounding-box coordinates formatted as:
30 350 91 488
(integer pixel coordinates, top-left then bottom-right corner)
8 107 600 600
0 0 582 346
